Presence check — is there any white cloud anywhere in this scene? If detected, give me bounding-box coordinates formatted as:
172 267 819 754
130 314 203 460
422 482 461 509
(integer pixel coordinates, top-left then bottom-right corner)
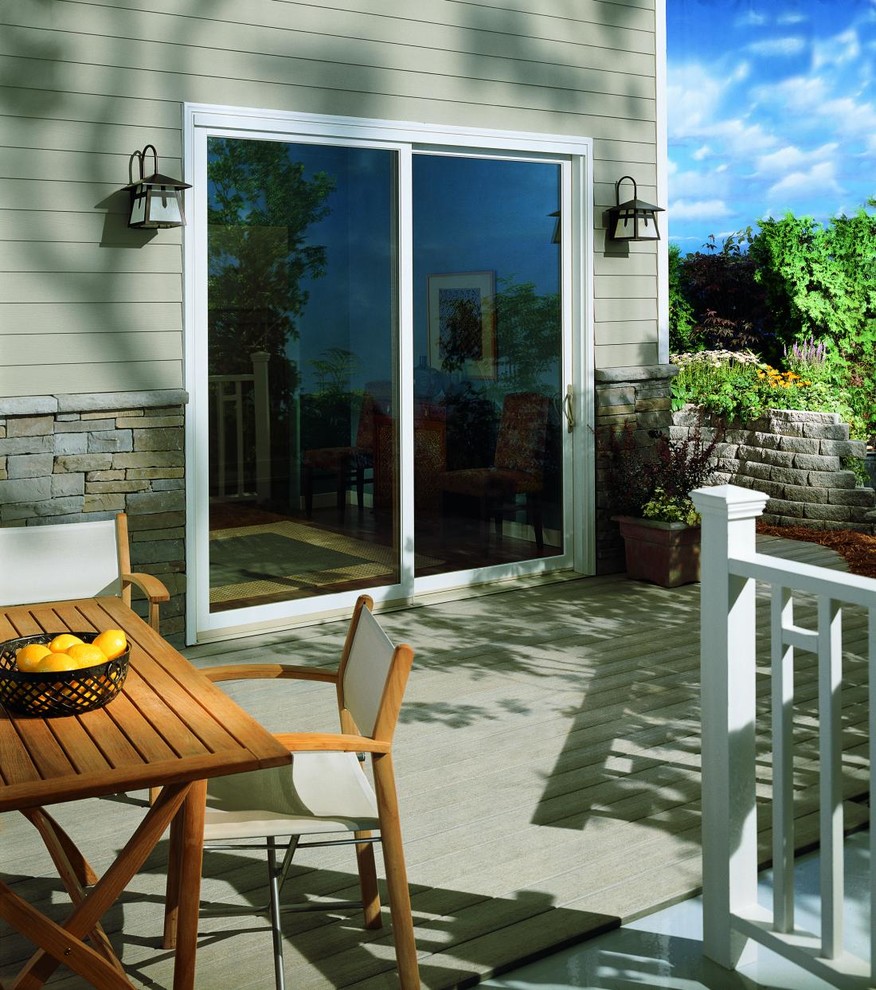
667 63 728 135
692 145 712 161
814 28 861 69
736 10 767 27
767 161 843 200
670 198 735 221
755 142 839 176
747 36 807 57
670 167 729 199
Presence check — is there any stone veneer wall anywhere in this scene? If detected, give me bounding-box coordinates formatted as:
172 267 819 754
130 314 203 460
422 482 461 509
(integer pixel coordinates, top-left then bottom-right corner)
671 406 876 534
0 391 188 643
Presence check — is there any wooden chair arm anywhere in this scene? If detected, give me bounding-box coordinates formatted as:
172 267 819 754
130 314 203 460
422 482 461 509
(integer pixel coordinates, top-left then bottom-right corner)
120 572 170 633
203 664 338 684
121 571 170 604
273 731 390 754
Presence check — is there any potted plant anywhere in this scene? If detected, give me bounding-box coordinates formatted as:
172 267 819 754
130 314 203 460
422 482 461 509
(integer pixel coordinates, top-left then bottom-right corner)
601 422 721 587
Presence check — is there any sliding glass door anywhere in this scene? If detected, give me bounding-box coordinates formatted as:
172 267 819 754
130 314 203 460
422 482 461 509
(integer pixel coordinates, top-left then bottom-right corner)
187 111 586 639
204 137 399 614
412 154 564 579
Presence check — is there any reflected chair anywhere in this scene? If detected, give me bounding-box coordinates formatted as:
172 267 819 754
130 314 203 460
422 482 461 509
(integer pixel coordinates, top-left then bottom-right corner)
439 391 551 551
302 393 376 517
0 513 170 631
199 594 419 990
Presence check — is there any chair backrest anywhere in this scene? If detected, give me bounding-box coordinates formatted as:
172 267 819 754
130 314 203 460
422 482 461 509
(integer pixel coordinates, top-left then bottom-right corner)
354 393 377 451
337 595 414 743
493 392 551 479
0 516 125 608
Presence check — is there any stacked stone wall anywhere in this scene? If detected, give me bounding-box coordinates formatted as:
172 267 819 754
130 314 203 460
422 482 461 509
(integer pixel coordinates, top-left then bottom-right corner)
0 391 188 642
671 406 876 534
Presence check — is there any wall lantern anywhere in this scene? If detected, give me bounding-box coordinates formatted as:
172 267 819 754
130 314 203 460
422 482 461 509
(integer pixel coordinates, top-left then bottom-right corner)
126 144 191 229
607 175 664 242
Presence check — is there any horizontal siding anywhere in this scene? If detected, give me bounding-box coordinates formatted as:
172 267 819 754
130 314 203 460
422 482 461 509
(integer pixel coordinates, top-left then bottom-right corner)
0 0 660 395
595 341 659 368
0 273 181 305
0 302 182 335
0 362 182 397
597 298 657 324
0 241 182 275
4 331 182 365
0 18 656 100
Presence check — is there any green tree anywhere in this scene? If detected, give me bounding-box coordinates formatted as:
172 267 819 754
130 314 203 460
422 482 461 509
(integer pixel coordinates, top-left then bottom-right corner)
206 139 336 504
668 243 696 353
750 203 876 429
672 229 772 358
207 138 335 377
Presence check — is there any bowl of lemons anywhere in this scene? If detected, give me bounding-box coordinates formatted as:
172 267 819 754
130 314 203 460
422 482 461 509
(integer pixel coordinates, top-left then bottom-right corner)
0 629 130 717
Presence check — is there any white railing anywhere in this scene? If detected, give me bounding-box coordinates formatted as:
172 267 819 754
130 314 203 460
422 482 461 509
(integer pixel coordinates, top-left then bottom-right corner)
209 351 271 502
692 484 876 989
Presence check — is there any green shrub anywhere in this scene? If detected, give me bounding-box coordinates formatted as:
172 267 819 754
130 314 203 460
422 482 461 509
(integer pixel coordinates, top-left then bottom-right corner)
600 420 721 522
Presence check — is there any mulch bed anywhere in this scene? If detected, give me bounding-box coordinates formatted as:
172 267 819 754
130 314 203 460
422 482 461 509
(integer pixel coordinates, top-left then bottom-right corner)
757 523 876 580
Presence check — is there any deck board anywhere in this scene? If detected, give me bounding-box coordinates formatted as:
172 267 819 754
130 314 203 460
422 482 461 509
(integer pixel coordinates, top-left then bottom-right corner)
1 536 870 988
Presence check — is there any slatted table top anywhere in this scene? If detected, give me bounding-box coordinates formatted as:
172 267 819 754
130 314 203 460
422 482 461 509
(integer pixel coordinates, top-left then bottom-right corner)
0 596 290 813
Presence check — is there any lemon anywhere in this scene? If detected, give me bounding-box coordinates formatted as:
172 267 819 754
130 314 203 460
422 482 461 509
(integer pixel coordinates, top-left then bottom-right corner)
37 652 79 673
15 643 52 672
66 642 108 669
92 629 127 660
48 633 84 653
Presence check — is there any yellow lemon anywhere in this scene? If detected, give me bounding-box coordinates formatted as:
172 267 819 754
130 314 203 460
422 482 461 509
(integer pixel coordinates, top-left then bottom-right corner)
15 643 52 672
92 629 127 660
36 652 79 673
48 633 84 653
66 642 108 669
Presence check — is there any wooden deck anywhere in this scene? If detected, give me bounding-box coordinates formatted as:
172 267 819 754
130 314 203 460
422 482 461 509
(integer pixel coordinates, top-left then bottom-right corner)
1 536 870 989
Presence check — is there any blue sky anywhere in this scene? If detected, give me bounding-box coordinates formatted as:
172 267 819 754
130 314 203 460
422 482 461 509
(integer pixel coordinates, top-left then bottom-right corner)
667 0 876 252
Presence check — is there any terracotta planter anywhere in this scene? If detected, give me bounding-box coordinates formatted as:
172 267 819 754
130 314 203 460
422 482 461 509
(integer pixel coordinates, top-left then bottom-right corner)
613 515 701 588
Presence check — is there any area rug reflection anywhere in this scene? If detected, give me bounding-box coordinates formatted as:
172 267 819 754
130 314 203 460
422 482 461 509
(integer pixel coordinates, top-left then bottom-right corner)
209 520 436 606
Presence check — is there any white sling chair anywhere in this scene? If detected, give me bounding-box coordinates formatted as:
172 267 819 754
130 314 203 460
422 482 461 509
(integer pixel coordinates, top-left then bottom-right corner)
200 594 419 990
0 513 169 631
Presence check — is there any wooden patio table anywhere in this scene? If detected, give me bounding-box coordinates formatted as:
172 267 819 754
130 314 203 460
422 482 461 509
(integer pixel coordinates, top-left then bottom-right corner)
0 596 291 990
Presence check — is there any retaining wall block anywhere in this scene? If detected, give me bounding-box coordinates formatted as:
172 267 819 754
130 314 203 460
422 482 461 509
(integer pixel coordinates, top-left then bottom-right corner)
794 453 841 471
785 483 828 504
828 487 876 507
808 470 857 490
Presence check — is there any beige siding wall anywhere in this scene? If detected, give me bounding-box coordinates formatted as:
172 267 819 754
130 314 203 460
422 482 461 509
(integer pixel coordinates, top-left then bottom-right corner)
0 0 660 396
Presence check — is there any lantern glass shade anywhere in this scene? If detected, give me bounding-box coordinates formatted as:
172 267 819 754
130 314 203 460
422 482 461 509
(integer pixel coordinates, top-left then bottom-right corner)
126 146 191 229
608 176 664 242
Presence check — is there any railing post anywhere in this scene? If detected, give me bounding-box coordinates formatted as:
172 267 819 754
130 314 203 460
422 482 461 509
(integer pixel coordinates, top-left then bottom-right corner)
691 484 769 969
251 351 271 504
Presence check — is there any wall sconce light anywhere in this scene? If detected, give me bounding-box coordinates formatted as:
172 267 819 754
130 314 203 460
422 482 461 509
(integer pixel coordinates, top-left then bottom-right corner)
607 175 664 242
126 145 191 229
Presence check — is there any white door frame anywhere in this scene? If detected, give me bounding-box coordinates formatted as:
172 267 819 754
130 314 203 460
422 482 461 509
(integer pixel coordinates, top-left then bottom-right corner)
183 103 594 644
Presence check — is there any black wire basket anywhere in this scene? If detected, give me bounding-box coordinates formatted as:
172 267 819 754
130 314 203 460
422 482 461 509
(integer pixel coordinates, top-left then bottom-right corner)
0 632 130 717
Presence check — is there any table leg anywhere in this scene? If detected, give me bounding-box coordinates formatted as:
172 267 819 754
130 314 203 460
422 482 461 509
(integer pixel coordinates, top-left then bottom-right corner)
8 784 188 990
163 778 206 990
0 880 131 990
22 808 122 973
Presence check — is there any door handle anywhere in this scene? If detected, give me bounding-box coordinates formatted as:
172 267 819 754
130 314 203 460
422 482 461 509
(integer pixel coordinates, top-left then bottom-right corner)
564 385 575 433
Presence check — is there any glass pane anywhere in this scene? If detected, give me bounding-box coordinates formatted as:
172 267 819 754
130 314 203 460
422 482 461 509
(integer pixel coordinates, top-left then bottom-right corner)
412 155 563 575
206 138 398 612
